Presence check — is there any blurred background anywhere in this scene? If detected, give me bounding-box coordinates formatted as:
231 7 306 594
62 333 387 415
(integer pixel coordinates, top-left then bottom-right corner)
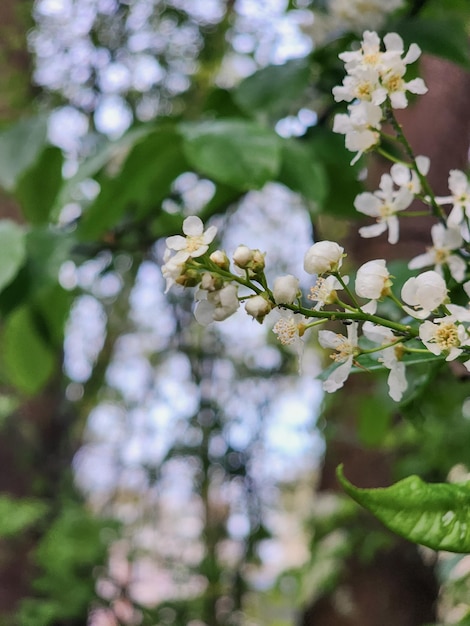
0 1 469 625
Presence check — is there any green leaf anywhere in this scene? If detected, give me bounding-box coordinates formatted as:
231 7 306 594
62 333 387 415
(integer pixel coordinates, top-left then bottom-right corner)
234 59 310 119
357 395 393 447
0 220 26 293
181 119 281 190
306 127 363 216
16 146 64 225
278 139 328 204
0 116 48 191
395 17 470 69
0 495 48 537
78 126 189 239
2 306 56 395
337 465 470 552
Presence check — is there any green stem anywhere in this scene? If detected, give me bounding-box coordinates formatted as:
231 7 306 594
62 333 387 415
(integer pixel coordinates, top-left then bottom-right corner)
333 272 363 310
387 107 447 222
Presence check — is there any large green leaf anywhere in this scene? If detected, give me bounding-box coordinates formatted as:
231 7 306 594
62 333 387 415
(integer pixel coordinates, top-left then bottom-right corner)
16 146 64 225
395 17 470 69
0 116 48 192
180 119 281 190
337 465 470 552
2 306 56 395
234 59 310 119
278 139 328 204
0 220 26 293
78 126 189 240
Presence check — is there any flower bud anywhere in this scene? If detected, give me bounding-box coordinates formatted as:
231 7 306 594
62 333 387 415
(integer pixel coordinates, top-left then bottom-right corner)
200 272 224 292
250 249 266 274
401 270 448 318
304 241 344 275
233 245 253 268
210 249 230 270
355 259 392 300
245 294 272 323
273 274 300 304
175 268 200 288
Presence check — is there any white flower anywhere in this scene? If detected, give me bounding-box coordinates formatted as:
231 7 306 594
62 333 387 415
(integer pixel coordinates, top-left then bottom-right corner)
338 30 384 72
333 101 382 164
436 170 470 228
304 240 344 275
362 321 408 401
379 33 427 108
355 259 392 313
419 317 470 364
408 223 466 282
272 310 308 371
318 322 358 392
245 294 272 322
166 216 217 261
273 274 300 304
308 275 346 310
333 66 386 105
195 283 239 325
401 270 448 319
355 173 414 244
161 248 187 293
390 155 430 195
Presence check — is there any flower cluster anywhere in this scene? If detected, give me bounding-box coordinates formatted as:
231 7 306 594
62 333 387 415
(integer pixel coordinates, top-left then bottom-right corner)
333 30 427 163
160 29 470 404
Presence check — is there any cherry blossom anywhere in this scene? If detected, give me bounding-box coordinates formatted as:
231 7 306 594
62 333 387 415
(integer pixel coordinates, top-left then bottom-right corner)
355 259 392 313
436 170 470 227
165 215 217 261
273 274 300 305
362 322 407 401
318 322 359 392
408 223 466 283
355 173 414 244
401 270 448 319
304 240 344 275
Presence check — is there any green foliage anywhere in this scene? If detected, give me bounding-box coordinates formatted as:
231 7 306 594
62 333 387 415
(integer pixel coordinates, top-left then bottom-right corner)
16 146 64 225
337 465 470 553
0 495 48 537
0 220 26 293
394 17 470 69
78 126 189 239
18 505 117 626
180 119 281 190
2 306 56 394
0 116 48 192
278 139 328 206
234 58 311 120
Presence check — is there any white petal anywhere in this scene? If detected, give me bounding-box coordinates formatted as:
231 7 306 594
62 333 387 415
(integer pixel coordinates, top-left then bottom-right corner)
416 155 430 175
403 43 422 65
318 330 343 350
359 223 388 239
165 234 187 251
447 255 466 283
323 357 353 393
408 252 433 270
406 78 428 95
182 215 204 236
354 192 381 216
